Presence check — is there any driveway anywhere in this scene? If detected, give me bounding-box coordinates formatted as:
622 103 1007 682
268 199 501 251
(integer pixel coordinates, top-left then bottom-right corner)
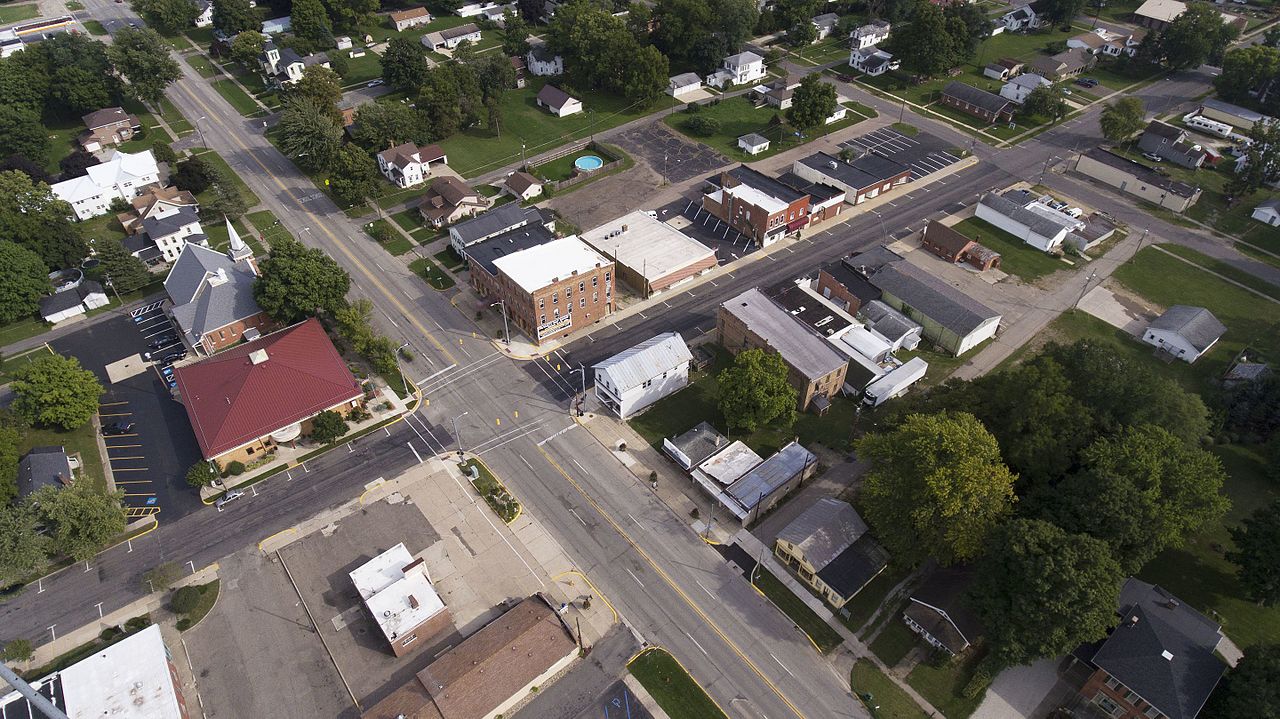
972 658 1066 719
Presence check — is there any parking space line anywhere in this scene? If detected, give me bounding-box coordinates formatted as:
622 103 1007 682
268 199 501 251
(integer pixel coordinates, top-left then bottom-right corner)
107 456 145 460
109 433 139 438
99 401 129 407
114 480 153 484
123 492 156 497
99 412 132 417
105 444 141 449
112 467 150 472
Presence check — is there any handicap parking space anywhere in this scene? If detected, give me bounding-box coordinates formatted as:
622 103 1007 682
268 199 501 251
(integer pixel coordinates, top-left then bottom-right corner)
840 127 964 181
51 309 204 520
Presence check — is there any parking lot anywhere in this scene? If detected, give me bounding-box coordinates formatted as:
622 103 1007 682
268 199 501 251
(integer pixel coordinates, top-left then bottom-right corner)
50 302 204 520
840 126 965 180
662 197 760 263
610 122 729 185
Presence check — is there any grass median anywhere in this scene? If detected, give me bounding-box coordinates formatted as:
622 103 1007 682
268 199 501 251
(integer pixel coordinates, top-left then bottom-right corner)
752 567 844 654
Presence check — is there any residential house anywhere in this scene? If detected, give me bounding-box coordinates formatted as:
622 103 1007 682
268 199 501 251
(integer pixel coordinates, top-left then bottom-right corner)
376 142 448 188
1138 121 1209 169
702 166 811 247
919 220 1001 271
1073 579 1226 719
511 55 527 87
763 77 796 109
526 44 563 76
1001 1 1046 31
1030 48 1095 80
535 84 583 117
1252 198 1280 225
138 205 206 263
592 332 693 419
1068 26 1144 56
792 150 912 205
360 596 577 719
418 176 487 228
194 0 213 26
174 318 365 464
258 42 330 87
669 72 703 97
982 57 1024 80
478 3 517 25
849 46 899 76
851 20 891 49
349 543 452 657
336 36 352 50
706 51 766 89
738 133 771 155
504 170 543 201
421 23 481 51
466 235 614 344
1067 29 1108 53
975 191 1082 252
663 421 730 471
456 0 507 16
940 81 1016 124
16 446 74 499
38 281 109 323
811 12 840 40
164 227 272 356
718 287 849 411
51 149 160 221
79 107 142 152
903 566 984 655
999 73 1050 104
777 172 847 225
775 498 889 610
389 6 432 31
580 210 718 296
1075 148 1202 212
120 185 199 236
1142 305 1226 363
261 16 290 34
448 202 551 254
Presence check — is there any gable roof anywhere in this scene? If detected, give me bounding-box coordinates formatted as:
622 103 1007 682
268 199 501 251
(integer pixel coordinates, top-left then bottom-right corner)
868 261 1000 336
505 170 541 194
164 243 263 340
1090 579 1225 719
16 446 72 498
1256 198 1280 213
1007 73 1049 89
724 50 763 68
907 566 984 654
440 22 480 40
726 441 815 509
131 185 197 216
942 81 1014 115
979 192 1074 240
1148 305 1226 351
1135 0 1185 22
389 6 430 20
594 333 692 393
52 149 157 204
536 83 575 109
1144 120 1185 140
777 498 867 569
174 318 362 459
378 142 446 168
670 72 702 87
142 205 201 240
82 107 134 130
451 202 543 246
921 220 976 256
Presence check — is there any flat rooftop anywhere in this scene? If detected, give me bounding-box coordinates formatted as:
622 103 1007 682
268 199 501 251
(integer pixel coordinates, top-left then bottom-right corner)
492 236 612 294
721 287 850 380
726 441 815 509
695 440 762 486
463 221 557 278
349 543 446 647
580 211 716 282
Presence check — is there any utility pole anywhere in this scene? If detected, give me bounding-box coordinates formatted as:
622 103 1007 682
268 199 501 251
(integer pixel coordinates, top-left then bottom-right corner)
490 300 509 346
1073 271 1098 311
452 411 469 457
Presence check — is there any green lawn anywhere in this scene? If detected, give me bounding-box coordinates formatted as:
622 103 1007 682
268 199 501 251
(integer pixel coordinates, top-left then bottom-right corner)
245 210 290 251
948 217 1069 283
753 567 844 654
437 78 677 178
851 660 929 719
0 318 50 350
841 565 910 636
83 19 108 35
868 614 920 666
185 26 215 47
628 648 728 719
409 258 455 290
192 149 261 207
531 149 601 182
20 418 107 495
174 580 220 631
352 13 474 45
338 50 384 87
663 97 872 162
0 4 39 23
391 208 423 233
906 646 989 719
896 339 991 387
434 247 465 271
212 79 262 117
1157 244 1279 297
186 54 221 78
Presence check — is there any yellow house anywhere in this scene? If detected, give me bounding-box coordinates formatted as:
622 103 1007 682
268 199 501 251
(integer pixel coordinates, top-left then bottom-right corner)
774 498 889 610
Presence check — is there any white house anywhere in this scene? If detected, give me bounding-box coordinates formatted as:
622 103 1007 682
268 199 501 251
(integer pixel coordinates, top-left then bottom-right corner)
1252 199 1280 225
669 72 703 97
738 133 770 155
261 16 291 34
593 332 693 419
376 142 448 188
194 0 213 27
335 35 352 49
536 84 582 117
850 47 898 76
706 51 766 89
389 6 432 31
1142 305 1226 363
525 44 563 76
504 171 543 201
52 149 160 221
825 105 848 124
975 192 1081 252
456 0 504 16
812 12 840 40
421 23 481 51
39 281 109 323
851 20 890 49
1001 2 1046 31
999 73 1050 103
258 42 330 87
140 205 205 263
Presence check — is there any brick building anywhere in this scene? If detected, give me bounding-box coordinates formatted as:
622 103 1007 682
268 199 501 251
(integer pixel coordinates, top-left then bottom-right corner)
702 166 811 247
350 543 452 657
164 227 274 356
579 210 717 297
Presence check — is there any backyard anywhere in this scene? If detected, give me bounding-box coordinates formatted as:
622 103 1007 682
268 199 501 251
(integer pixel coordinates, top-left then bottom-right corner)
628 648 728 719
850 659 929 719
663 96 877 162
947 216 1071 283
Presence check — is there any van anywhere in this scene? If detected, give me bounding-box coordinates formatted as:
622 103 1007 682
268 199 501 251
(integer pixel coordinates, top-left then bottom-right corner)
1185 115 1233 138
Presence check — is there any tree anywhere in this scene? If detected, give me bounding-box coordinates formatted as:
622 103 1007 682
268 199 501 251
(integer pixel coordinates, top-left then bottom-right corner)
214 0 258 36
30 482 127 563
1098 96 1146 142
0 171 86 269
352 101 429 150
887 0 963 77
685 115 721 136
944 1 991 56
1147 3 1238 69
0 154 51 184
131 0 199 33
277 98 343 173
172 155 215 194
253 237 351 321
786 74 837 133
185 461 219 488
96 237 153 294
229 30 266 67
517 0 543 21
0 105 50 166
288 66 344 119
0 504 49 587
971 519 1123 666
1 639 34 663
1226 122 1280 199
11 354 105 430
1020 84 1066 123
1216 45 1280 102
1228 500 1280 607
619 43 669 105
1037 0 1086 27
0 50 50 111
486 97 503 138
35 33 117 118
381 37 431 92
327 144 379 206
717 348 797 432
857 411 1017 566
473 52 516 103
500 10 530 55
59 149 100 180
201 169 248 221
309 410 349 444
1203 644 1280 719
0 241 52 325
108 26 183 106
0 412 22 504
291 0 334 47
788 19 817 46
325 0 379 29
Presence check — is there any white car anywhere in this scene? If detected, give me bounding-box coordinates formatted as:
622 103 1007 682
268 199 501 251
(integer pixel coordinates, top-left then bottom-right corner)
215 490 245 510
1142 152 1163 162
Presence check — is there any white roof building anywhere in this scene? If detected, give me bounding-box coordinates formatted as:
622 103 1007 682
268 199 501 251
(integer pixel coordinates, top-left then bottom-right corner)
349 543 449 655
52 149 160 220
593 332 693 419
579 210 717 295
492 237 611 294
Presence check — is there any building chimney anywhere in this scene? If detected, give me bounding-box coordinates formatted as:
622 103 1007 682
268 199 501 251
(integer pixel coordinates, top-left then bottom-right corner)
408 594 419 608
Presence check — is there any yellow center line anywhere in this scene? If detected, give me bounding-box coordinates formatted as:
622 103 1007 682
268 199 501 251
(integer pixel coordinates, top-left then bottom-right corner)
173 82 455 365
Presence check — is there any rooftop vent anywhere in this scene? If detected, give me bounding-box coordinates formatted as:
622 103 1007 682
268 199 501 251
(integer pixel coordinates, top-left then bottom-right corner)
249 349 269 365
1162 650 1174 661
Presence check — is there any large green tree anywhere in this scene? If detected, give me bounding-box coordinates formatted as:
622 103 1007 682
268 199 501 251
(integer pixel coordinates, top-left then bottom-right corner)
291 0 335 46
11 354 105 431
37 33 118 118
108 26 183 106
324 0 378 29
0 240 52 325
944 1 991 56
278 98 342 173
0 503 50 586
716 348 797 432
1203 643 1280 719
96 237 153 294
1228 499 1280 607
971 519 1123 666
31 482 127 563
1036 0 1086 27
309 410 349 443
0 51 50 111
500 10 530 55
0 171 87 269
1216 45 1280 103
131 0 199 33
381 37 431 92
887 0 966 77
352 101 429 150
1020 85 1067 123
253 237 351 321
213 0 257 35
229 30 266 67
857 411 1017 565
1145 3 1239 69
1098 96 1146 142
288 66 344 120
0 412 23 505
786 74 838 133
327 144 379 207
0 105 50 166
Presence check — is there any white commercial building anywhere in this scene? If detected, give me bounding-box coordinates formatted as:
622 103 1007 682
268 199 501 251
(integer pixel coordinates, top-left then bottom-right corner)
492 236 612 294
593 333 693 419
579 210 718 296
51 149 160 220
975 192 1081 252
349 542 451 656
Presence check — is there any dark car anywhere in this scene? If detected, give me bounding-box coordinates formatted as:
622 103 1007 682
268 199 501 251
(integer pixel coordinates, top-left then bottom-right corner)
101 422 135 436
158 349 188 365
148 335 177 350
1075 77 1099 88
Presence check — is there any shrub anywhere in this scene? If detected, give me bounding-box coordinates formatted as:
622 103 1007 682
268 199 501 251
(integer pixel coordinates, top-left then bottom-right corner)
185 461 219 488
124 614 152 633
962 669 992 699
226 461 246 476
1 639 33 662
143 561 185 591
368 222 397 244
685 102 701 113
152 142 177 164
170 586 201 614
686 116 721 137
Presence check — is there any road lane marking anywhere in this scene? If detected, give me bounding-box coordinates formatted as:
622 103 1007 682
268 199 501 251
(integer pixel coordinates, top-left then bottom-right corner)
696 580 716 599
685 631 709 656
568 508 588 526
626 568 645 588
770 653 795 678
407 441 423 463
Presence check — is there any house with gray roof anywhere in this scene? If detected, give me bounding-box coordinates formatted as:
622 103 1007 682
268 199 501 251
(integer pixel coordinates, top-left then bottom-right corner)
593 333 693 419
1142 305 1226 363
722 441 817 523
164 226 272 356
448 203 552 255
940 81 1016 124
16 446 74 499
904 566 984 655
975 191 1083 252
1138 121 1208 169
39 280 109 324
1252 198 1280 226
138 205 205 263
775 498 889 609
811 12 840 39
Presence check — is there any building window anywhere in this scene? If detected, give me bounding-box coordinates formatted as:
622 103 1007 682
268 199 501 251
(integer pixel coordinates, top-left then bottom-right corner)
539 298 545 309
541 314 546 324
1104 675 1121 690
1143 706 1162 719
1094 693 1122 718
605 272 610 282
246 446 255 455
580 298 585 308
554 308 560 318
1124 691 1140 704
593 291 598 302
553 293 558 304
592 276 598 287
579 281 585 292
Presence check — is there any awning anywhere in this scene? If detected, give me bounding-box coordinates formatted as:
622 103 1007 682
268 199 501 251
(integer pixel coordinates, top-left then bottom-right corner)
788 216 810 231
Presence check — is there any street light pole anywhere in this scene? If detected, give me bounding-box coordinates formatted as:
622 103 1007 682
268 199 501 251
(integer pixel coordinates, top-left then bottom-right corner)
195 116 208 148
870 209 889 244
490 300 509 345
1073 271 1098 310
451 411 469 457
395 341 410 397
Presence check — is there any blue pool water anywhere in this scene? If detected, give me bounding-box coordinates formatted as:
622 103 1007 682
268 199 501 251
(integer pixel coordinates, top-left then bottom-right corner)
574 155 604 172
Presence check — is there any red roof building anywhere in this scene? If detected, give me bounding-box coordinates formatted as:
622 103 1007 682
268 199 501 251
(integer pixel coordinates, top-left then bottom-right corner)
174 318 364 462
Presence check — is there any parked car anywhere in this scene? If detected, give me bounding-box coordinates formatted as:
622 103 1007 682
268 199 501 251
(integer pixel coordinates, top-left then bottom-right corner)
101 422 135 436
1075 77 1099 88
215 490 245 510
158 349 188 365
148 335 177 350
366 79 384 87
1142 152 1163 162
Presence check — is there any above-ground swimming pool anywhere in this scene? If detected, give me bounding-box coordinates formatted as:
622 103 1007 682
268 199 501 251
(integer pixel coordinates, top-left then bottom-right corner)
574 155 604 172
